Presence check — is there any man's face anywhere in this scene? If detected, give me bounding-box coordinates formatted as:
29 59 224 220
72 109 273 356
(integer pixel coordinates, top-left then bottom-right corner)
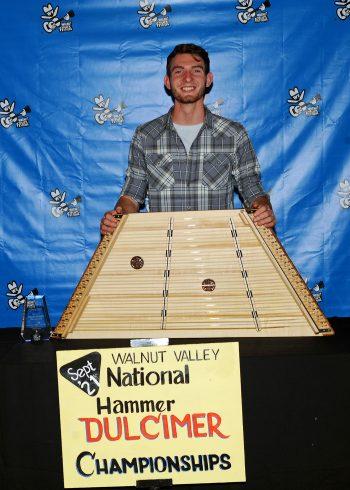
164 53 213 104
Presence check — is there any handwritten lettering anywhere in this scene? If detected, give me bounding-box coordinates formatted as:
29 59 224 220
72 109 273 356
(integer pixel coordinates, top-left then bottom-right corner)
78 412 229 442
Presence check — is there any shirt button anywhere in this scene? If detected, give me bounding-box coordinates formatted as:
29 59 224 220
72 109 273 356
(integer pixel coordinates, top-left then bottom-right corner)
187 206 191 210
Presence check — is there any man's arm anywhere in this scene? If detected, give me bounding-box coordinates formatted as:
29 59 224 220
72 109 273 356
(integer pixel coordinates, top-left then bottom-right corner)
100 128 148 236
100 195 139 236
233 125 276 228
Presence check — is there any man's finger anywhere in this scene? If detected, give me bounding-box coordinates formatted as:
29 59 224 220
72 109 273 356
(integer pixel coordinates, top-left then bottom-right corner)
256 218 275 227
104 214 118 225
254 214 276 228
100 209 123 235
252 205 276 228
100 222 119 235
252 208 270 221
113 206 123 219
253 210 270 222
252 204 268 216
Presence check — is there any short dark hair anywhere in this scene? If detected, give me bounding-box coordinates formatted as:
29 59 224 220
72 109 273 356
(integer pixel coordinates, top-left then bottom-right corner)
166 44 210 76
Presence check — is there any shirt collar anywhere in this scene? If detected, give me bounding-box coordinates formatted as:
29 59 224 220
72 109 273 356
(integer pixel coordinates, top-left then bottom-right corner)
163 105 214 132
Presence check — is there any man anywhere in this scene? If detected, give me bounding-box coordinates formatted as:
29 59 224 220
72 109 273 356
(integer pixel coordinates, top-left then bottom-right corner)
101 43 275 235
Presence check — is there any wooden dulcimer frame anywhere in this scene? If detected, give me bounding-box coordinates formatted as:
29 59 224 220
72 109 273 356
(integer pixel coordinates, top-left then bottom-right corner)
52 210 333 339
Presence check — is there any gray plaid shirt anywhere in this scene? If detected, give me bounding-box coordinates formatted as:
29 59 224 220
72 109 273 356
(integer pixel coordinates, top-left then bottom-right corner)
121 107 267 211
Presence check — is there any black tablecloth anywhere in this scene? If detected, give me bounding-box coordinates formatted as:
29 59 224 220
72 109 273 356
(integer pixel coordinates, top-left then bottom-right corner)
1 319 349 490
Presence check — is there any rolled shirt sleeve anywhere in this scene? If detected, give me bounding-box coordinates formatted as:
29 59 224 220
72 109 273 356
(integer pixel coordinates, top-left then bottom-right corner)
233 124 268 209
120 128 148 206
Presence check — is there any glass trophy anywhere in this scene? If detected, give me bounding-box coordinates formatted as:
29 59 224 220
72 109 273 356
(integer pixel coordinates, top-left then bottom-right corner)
21 289 51 343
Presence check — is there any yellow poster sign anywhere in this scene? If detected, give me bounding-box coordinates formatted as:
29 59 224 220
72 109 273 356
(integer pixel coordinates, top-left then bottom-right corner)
56 342 245 488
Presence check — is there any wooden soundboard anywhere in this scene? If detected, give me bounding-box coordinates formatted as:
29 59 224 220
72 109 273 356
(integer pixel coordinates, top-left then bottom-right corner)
52 210 333 339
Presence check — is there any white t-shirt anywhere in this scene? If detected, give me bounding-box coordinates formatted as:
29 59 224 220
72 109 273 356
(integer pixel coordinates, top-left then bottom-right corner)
173 122 203 154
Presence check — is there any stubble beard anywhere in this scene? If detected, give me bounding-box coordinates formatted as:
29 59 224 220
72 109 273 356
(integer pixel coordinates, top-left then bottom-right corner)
170 84 207 105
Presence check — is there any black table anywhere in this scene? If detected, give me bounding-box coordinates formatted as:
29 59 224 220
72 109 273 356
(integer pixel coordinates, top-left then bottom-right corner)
1 318 349 490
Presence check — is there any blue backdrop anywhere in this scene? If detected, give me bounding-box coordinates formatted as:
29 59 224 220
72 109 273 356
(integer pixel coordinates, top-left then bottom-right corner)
1 0 349 327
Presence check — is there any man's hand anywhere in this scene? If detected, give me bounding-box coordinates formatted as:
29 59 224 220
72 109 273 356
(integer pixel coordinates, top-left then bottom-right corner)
100 206 123 236
100 195 139 236
251 196 276 228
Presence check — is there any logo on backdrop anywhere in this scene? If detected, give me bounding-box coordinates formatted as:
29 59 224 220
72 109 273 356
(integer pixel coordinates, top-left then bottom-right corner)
310 281 324 303
50 189 81 218
60 352 101 397
138 1 172 29
338 179 350 208
0 99 31 129
235 0 270 24
335 1 350 20
6 281 26 310
41 4 75 33
305 278 324 303
93 95 126 125
207 98 225 116
288 87 321 117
